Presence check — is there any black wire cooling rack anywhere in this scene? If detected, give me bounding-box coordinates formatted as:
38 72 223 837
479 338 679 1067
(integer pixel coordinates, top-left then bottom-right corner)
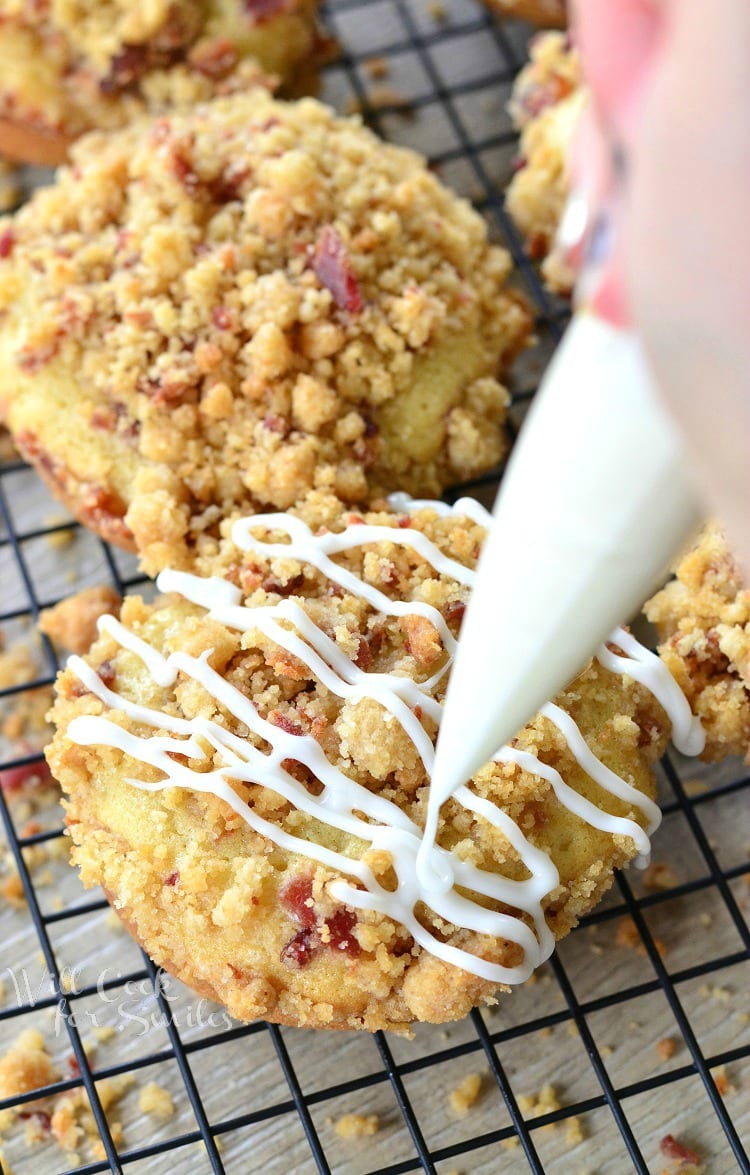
0 2 748 1173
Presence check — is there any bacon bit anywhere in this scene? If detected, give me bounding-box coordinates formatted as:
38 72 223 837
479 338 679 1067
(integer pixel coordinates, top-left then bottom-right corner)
279 876 316 929
189 37 239 78
352 436 378 468
309 715 328 741
264 647 309 681
0 759 53 794
399 615 443 668
527 231 550 260
397 515 412 528
17 338 61 373
511 154 527 173
354 634 372 670
101 45 149 91
326 909 361 957
269 710 304 737
413 705 422 721
170 144 200 195
68 1056 80 1076
212 306 233 330
97 660 116 688
262 414 289 436
659 1135 701 1165
443 599 466 627
0 228 15 258
90 407 117 432
280 927 320 968
311 227 363 315
18 1110 51 1131
164 872 180 887
261 572 304 597
245 0 290 22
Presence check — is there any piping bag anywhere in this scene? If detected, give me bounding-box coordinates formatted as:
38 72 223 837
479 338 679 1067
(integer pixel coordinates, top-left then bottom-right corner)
419 209 704 884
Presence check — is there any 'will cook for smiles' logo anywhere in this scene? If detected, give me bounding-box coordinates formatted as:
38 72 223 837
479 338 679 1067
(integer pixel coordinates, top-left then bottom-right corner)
0 965 233 1038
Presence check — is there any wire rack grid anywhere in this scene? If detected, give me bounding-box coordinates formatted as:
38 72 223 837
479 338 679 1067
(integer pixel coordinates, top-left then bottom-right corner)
0 2 748 1173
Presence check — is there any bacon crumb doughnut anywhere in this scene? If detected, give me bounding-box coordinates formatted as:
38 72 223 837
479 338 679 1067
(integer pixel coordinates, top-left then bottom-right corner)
0 0 324 165
506 30 584 292
48 493 702 1032
482 0 567 28
0 90 530 575
646 524 750 762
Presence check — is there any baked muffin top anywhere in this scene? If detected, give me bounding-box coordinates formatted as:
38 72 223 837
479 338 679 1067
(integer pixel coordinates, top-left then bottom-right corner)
0 90 529 573
48 493 702 1031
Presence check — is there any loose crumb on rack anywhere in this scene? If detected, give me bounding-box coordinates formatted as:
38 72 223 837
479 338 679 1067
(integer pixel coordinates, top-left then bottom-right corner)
643 862 680 892
93 1026 117 1045
659 1133 703 1171
448 1073 483 1115
698 983 732 1004
138 1082 175 1120
565 1116 585 1146
42 515 75 550
39 586 122 656
425 0 447 20
365 57 389 80
0 1028 59 1106
518 1083 561 1131
615 915 667 958
710 1065 735 1097
331 1112 380 1138
657 1037 678 1061
52 1074 133 1158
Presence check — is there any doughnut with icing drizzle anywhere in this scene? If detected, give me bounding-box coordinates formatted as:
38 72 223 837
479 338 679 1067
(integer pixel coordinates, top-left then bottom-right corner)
48 492 702 1032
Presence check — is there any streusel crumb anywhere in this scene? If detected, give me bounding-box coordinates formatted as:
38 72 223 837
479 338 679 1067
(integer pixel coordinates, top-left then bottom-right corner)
506 31 584 292
0 92 529 573
0 0 324 165
646 523 750 761
448 1073 482 1115
332 1112 379 1138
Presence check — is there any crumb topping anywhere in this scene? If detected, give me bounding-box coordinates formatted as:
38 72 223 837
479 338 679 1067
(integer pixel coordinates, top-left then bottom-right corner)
0 91 528 572
646 522 750 761
48 494 670 1031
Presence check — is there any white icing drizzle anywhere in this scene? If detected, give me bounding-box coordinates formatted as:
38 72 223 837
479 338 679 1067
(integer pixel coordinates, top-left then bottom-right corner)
64 500 703 985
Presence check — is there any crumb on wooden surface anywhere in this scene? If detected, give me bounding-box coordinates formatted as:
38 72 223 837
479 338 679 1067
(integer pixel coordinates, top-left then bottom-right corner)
710 1065 735 1097
330 1112 380 1139
657 1037 677 1061
448 1072 482 1115
659 1133 703 1170
698 983 732 1004
615 915 667 957
42 515 75 550
0 1028 59 1100
365 57 388 79
138 1082 175 1120
643 862 680 892
518 1083 561 1131
565 1116 585 1146
93 1026 116 1045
